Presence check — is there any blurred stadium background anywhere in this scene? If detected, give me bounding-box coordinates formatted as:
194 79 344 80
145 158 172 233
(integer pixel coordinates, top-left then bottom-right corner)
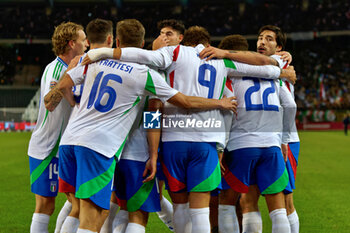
0 0 349 131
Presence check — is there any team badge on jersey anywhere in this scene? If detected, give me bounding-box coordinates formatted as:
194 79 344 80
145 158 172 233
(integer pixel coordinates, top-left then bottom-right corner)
50 81 57 89
50 181 57 192
143 110 161 129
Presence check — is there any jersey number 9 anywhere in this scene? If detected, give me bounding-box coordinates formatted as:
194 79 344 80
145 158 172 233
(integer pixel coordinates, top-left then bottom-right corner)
198 64 216 99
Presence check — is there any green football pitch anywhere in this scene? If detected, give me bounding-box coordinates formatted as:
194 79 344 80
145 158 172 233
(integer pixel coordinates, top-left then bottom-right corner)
0 131 349 232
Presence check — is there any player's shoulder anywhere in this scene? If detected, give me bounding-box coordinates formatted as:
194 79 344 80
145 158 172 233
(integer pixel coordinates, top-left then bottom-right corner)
270 55 287 68
46 57 67 70
108 59 155 78
179 44 202 55
194 44 205 52
124 60 150 72
44 57 67 81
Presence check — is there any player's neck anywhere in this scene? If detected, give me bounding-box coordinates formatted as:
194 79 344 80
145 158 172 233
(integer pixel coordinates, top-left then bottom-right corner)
90 43 111 50
58 54 74 66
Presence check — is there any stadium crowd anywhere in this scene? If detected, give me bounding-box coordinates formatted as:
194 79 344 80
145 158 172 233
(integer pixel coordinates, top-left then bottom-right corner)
0 0 349 39
1 0 349 111
293 37 350 110
2 39 349 111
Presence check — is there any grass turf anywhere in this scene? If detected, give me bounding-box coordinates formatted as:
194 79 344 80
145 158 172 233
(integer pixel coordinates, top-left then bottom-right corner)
0 131 349 232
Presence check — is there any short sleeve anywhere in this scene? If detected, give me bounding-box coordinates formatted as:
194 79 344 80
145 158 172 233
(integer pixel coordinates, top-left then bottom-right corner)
144 69 178 103
67 64 86 85
270 55 288 69
44 61 66 95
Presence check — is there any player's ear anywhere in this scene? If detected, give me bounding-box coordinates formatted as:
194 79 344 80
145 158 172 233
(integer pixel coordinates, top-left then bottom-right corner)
276 45 282 52
179 34 184 42
116 38 120 48
141 40 145 48
86 39 91 47
107 34 113 47
68 40 75 49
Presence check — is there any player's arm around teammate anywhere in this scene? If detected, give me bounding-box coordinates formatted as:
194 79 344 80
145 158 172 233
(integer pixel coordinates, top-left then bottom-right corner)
45 75 237 113
27 22 87 233
238 25 295 233
199 45 292 66
56 19 115 233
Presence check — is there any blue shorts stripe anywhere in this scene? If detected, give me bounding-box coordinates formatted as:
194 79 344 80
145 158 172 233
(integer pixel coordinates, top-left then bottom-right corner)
59 145 115 209
114 159 160 212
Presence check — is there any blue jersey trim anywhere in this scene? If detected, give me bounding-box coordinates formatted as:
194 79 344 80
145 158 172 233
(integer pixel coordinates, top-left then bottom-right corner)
57 57 68 68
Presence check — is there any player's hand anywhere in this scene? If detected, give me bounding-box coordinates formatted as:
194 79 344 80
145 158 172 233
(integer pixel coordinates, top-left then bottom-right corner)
218 152 226 176
142 157 157 183
276 51 292 65
81 54 92 65
199 46 228 61
152 34 169 50
44 87 64 112
280 66 296 84
67 55 82 71
220 95 238 113
281 144 289 162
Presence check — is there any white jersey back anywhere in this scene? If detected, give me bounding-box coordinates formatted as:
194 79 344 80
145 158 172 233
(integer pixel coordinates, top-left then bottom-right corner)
120 44 280 145
227 77 283 151
162 45 233 145
120 98 149 162
28 57 71 159
60 59 178 158
70 54 87 120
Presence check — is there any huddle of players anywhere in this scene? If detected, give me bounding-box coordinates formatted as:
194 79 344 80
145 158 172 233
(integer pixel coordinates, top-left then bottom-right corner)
28 17 299 233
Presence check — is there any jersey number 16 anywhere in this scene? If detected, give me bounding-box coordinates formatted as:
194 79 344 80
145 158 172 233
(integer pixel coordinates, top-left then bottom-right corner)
87 71 123 112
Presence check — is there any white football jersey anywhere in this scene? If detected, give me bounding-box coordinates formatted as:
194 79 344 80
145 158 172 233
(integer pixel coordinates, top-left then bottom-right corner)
120 98 150 162
227 77 284 151
271 55 299 143
60 59 178 159
69 54 87 120
120 44 281 145
227 55 296 151
28 57 72 159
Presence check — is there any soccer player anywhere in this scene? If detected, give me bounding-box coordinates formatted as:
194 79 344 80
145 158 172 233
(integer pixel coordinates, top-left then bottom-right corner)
155 19 186 231
112 97 164 233
241 25 299 233
155 19 185 48
257 25 301 233
27 22 87 233
44 19 237 233
112 19 186 233
344 112 350 135
82 25 296 233
214 34 249 233
201 27 296 233
57 18 115 233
